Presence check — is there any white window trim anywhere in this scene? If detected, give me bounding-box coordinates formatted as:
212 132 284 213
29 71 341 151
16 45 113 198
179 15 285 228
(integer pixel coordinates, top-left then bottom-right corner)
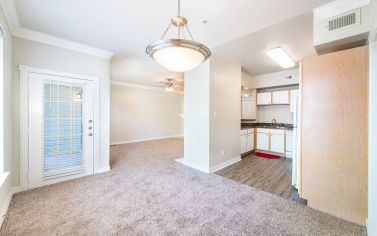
0 28 4 174
19 65 101 191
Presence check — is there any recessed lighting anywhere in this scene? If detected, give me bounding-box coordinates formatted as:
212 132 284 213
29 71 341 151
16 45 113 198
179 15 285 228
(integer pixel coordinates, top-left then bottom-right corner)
266 48 295 68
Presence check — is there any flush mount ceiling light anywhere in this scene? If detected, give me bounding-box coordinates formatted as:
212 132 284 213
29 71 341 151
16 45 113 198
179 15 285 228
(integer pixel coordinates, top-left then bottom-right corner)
266 48 295 68
146 0 211 72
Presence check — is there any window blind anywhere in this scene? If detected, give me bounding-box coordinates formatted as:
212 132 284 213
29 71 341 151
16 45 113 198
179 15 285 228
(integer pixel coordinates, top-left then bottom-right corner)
42 82 85 180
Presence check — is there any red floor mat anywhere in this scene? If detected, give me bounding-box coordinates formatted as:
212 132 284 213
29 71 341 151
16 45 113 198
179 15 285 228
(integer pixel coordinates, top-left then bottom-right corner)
255 152 281 159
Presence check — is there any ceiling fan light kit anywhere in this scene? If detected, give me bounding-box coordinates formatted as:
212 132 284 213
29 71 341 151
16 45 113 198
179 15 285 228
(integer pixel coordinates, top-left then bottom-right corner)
146 0 211 72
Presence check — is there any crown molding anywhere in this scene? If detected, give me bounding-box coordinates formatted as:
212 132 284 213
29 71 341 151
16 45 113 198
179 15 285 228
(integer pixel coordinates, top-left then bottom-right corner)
13 27 114 59
0 0 19 34
314 0 370 20
0 0 114 59
111 80 183 94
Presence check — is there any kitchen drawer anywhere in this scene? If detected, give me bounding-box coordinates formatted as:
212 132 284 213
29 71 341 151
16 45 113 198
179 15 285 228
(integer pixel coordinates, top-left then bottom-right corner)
256 128 270 134
240 129 248 135
270 129 285 135
247 128 254 134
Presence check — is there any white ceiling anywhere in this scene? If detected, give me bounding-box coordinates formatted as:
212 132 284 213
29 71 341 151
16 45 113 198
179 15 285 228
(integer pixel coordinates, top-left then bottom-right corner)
12 0 333 83
214 13 316 75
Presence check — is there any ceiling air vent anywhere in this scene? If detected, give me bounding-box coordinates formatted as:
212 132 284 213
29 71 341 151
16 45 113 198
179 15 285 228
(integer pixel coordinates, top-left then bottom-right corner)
328 12 357 31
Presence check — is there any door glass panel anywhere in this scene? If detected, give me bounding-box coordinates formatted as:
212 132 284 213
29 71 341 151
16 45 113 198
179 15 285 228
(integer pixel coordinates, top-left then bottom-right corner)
43 82 84 177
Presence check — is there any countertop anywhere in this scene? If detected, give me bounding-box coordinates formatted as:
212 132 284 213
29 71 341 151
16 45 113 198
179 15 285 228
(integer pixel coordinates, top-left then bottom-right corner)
241 122 294 131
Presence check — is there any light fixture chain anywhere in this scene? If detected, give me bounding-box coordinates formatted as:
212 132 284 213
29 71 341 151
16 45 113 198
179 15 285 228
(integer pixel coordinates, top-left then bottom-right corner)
185 24 194 41
161 23 172 39
177 0 181 16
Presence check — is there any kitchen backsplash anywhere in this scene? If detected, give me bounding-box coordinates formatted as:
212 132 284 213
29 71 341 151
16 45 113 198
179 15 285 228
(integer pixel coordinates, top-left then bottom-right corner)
257 105 293 124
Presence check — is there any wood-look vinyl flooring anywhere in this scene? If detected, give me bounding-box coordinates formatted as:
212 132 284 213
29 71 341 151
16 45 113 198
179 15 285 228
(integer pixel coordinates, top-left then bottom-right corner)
216 154 304 204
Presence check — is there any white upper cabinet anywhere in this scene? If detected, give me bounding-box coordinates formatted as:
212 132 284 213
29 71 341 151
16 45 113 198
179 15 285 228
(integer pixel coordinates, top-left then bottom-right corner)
241 100 256 120
272 90 290 104
257 92 272 105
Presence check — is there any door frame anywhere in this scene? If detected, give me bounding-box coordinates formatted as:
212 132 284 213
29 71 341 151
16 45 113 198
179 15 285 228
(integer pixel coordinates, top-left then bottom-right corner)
19 65 100 191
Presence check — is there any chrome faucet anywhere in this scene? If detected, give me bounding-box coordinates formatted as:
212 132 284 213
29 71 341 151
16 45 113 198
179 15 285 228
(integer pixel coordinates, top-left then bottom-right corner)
272 119 277 127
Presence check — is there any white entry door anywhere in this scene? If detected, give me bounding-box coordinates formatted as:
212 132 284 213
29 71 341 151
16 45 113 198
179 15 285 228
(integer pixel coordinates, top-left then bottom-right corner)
28 72 95 189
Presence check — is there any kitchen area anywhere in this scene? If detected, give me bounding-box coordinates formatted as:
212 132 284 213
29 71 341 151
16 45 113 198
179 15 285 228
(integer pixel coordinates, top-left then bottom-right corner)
216 69 302 202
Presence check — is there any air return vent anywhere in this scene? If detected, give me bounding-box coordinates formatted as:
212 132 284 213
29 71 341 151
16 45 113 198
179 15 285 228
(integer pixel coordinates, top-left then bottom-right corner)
313 3 370 55
328 12 356 31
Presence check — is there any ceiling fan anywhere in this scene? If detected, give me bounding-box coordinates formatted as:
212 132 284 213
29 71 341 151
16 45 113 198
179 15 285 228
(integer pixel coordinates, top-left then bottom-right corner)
159 78 183 92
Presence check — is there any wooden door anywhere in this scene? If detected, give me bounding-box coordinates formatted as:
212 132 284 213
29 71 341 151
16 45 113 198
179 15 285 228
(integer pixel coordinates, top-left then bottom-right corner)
301 46 368 225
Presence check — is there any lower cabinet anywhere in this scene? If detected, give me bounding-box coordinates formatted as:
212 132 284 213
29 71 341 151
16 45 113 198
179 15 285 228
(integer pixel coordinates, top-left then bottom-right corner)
256 132 269 150
240 129 254 155
240 134 247 154
270 134 285 153
246 133 254 151
256 128 285 154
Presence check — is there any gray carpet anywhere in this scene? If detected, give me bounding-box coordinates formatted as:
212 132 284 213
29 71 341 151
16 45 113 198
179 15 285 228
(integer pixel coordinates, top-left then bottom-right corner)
1 138 366 235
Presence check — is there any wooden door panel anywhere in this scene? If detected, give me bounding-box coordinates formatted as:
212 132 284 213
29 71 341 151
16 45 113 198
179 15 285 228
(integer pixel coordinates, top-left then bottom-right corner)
301 46 368 225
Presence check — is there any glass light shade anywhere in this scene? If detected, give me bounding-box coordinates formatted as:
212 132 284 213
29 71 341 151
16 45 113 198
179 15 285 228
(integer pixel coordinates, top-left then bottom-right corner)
147 39 211 72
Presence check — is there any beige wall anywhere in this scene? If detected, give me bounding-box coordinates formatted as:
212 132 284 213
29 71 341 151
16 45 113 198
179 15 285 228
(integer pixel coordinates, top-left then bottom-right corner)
0 6 14 217
184 54 241 171
12 37 111 185
209 54 241 167
110 84 183 144
184 61 210 170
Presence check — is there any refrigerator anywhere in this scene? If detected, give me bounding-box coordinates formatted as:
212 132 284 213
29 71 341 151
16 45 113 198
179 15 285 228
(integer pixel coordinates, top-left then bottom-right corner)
292 91 300 190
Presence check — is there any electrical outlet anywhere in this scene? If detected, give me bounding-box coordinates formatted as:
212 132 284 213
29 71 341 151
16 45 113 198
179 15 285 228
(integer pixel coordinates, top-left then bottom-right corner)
221 150 225 156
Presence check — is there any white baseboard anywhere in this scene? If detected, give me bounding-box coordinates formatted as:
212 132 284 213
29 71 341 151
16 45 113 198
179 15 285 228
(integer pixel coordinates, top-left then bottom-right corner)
180 156 241 174
110 135 184 145
209 156 242 173
96 166 110 174
0 186 21 227
174 158 184 164
183 161 210 173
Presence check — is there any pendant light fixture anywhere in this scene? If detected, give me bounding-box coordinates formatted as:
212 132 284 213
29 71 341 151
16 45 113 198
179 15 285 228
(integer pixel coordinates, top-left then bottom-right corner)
146 0 211 72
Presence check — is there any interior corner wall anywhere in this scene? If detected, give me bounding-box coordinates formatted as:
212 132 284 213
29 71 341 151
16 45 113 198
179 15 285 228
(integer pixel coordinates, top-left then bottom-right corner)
12 37 111 186
368 41 377 236
110 84 183 144
184 60 210 171
209 54 241 168
0 6 14 215
184 54 241 172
